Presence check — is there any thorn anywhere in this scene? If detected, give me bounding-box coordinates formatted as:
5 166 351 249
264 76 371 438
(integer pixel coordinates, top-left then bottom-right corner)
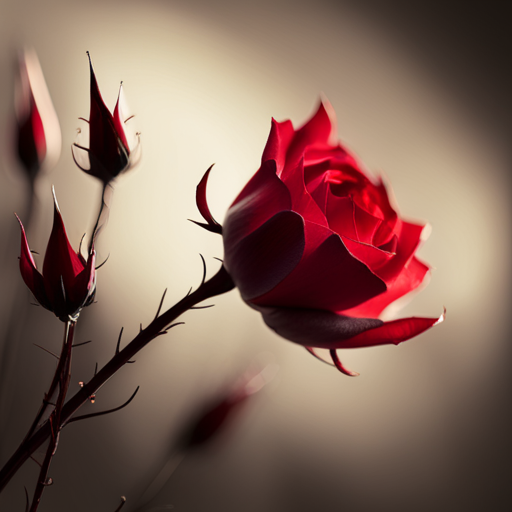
95 253 110 270
24 487 29 512
190 304 215 309
116 327 124 354
29 455 42 468
189 219 223 234
114 496 127 512
72 340 92 348
72 142 91 153
30 302 40 307
30 250 40 255
140 323 143 333
199 254 207 286
33 344 59 359
167 322 185 329
159 321 185 335
79 233 86 255
213 257 224 263
154 288 168 320
185 287 193 298
127 359 136 364
94 362 98 376
68 386 140 424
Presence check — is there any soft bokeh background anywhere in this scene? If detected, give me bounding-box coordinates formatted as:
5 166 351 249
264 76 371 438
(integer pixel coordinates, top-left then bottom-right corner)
0 0 510 511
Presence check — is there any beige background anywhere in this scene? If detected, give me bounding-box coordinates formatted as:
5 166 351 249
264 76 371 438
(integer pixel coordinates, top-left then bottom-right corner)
0 1 510 511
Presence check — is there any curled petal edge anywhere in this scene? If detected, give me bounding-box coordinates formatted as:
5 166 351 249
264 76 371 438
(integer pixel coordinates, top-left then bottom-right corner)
338 308 446 349
260 305 445 350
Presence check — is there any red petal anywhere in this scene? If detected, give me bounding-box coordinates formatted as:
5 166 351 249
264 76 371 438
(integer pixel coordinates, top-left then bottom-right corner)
261 118 295 173
286 101 334 168
303 159 333 213
282 158 328 227
353 202 384 243
113 82 130 150
224 211 305 300
70 250 96 309
258 306 383 348
341 236 395 273
16 214 51 310
258 305 444 350
223 159 292 248
325 195 358 239
342 257 430 318
42 190 85 309
251 221 386 311
376 220 425 284
337 309 444 348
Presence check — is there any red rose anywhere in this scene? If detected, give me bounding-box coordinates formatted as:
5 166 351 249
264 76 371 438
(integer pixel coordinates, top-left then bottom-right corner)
16 189 96 322
197 101 443 375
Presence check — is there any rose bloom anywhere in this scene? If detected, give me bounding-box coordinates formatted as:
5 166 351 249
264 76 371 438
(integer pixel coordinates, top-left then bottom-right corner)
198 101 442 374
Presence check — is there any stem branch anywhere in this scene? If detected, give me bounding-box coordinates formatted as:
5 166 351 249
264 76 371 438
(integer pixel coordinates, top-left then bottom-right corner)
0 265 234 494
29 320 75 512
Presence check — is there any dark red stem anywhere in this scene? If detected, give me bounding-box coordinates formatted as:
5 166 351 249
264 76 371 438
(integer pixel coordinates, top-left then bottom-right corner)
29 320 75 512
0 265 234 493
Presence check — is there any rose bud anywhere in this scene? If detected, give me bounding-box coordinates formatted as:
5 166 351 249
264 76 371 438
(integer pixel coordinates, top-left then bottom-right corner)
16 188 96 322
14 48 61 182
178 362 276 451
197 101 443 374
72 52 140 184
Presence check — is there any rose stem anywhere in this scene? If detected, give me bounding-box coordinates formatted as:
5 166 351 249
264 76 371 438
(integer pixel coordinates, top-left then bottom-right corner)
29 319 75 512
0 264 235 493
22 320 77 446
88 182 113 254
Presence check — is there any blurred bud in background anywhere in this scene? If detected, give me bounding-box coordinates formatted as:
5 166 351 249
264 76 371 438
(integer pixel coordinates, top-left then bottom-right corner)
14 48 61 186
178 359 278 451
135 358 278 510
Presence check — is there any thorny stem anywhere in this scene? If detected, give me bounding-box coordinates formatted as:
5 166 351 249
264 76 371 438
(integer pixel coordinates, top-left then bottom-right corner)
0 265 235 494
29 320 75 512
22 325 74 446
